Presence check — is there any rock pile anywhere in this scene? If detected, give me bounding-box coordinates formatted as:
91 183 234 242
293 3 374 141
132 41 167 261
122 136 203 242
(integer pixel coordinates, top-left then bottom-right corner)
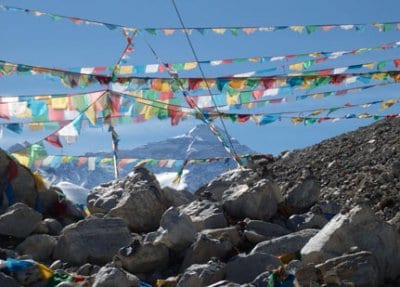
268 117 400 220
0 118 399 287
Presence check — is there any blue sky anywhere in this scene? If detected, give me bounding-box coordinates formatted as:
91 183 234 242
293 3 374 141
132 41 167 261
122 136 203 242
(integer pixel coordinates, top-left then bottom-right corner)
1 0 400 156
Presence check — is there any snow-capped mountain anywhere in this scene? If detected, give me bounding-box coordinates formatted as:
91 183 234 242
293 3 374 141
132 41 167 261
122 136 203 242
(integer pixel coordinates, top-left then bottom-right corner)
39 124 256 192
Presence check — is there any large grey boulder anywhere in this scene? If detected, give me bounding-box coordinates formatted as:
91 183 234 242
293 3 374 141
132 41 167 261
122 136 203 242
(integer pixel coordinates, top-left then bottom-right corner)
285 177 320 213
0 203 42 238
162 187 196 207
93 265 140 287
316 251 380 287
53 216 132 265
222 179 282 220
226 252 280 284
16 234 57 262
243 219 290 244
201 226 243 247
87 167 167 233
181 233 233 270
177 260 226 287
251 229 319 256
288 212 328 231
301 205 400 281
154 207 197 252
115 240 169 274
199 169 259 202
179 200 228 231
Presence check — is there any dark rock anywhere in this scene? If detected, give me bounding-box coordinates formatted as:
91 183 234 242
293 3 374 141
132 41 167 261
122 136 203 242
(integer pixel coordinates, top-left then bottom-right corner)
225 252 280 284
16 234 57 262
0 203 42 238
88 167 167 233
53 217 132 265
93 264 140 287
181 233 233 270
179 200 228 231
251 229 319 256
222 179 282 221
154 207 197 252
115 241 169 274
177 260 226 287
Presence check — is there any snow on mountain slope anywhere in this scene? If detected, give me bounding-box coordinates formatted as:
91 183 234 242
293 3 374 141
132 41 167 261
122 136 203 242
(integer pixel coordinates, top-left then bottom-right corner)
39 124 256 192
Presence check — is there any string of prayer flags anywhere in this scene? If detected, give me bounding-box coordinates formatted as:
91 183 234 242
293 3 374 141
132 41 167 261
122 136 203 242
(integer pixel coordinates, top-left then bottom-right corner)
11 152 259 171
3 59 400 93
3 5 400 36
64 41 400 75
233 58 400 77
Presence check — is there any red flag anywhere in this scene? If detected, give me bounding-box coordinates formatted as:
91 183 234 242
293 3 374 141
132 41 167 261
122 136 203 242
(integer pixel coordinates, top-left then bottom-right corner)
45 134 63 148
393 59 400 67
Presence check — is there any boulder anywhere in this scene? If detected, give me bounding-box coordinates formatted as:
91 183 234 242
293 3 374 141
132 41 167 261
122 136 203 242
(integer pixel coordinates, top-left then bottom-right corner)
16 234 57 261
199 169 259 202
181 233 233 270
179 200 228 231
288 212 328 231
251 229 319 256
88 167 167 233
162 187 196 207
15 264 42 286
222 179 282 220
177 260 226 287
295 263 323 287
115 240 169 274
43 218 63 235
53 216 132 265
93 264 140 287
201 226 243 247
251 271 272 287
316 251 380 287
0 272 20 287
154 207 197 252
0 203 42 238
77 263 100 276
243 219 290 244
301 205 400 281
285 177 320 213
225 252 280 284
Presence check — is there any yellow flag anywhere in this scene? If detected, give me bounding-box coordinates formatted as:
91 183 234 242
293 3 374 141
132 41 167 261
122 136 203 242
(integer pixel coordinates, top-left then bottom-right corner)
51 97 68 109
380 99 397 110
12 153 29 167
229 79 245 89
371 72 387 80
33 171 47 191
291 117 304 125
161 82 171 92
362 63 375 69
290 26 304 33
227 93 239 105
119 65 133 75
85 105 97 125
212 28 226 34
36 263 54 280
28 122 44 131
184 62 197 70
310 109 326 116
289 63 303 71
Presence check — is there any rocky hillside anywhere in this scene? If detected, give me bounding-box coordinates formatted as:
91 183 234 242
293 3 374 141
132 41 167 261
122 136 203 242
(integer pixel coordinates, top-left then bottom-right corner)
268 117 400 220
1 118 400 287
